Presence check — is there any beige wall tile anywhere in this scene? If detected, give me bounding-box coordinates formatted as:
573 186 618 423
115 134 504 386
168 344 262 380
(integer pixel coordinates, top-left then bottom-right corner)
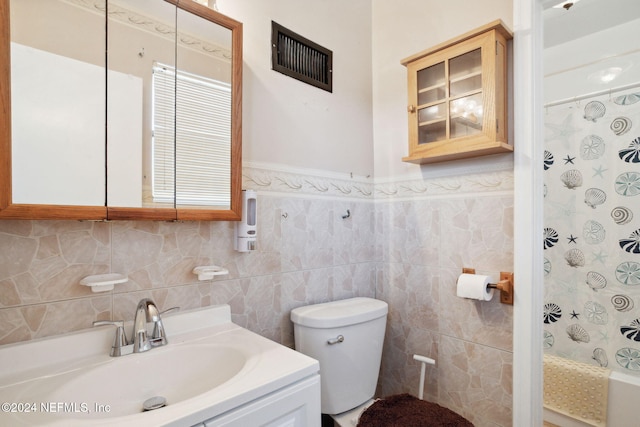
0 172 513 426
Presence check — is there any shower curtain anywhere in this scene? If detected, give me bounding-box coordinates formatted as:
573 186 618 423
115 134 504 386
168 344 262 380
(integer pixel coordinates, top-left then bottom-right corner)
543 89 640 375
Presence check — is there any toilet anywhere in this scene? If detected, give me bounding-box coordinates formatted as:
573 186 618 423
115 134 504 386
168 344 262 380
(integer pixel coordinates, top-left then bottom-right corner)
290 297 388 427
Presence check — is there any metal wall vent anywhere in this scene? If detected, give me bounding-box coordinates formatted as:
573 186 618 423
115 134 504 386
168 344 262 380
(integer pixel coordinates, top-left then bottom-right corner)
271 21 333 92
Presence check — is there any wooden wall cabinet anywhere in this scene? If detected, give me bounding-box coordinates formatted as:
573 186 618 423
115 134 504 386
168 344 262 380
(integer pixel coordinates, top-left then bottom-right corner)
402 20 513 164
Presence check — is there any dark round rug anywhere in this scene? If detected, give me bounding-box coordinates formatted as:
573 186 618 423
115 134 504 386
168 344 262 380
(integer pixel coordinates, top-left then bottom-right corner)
356 393 474 427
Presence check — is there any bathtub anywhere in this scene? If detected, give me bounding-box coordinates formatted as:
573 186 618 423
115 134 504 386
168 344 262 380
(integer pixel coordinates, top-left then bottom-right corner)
544 370 640 427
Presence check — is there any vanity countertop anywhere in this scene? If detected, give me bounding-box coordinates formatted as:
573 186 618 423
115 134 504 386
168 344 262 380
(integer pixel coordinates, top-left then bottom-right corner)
0 305 319 426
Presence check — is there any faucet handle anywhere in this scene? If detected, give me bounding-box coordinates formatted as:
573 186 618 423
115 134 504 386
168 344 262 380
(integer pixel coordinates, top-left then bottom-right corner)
93 320 131 357
150 306 179 347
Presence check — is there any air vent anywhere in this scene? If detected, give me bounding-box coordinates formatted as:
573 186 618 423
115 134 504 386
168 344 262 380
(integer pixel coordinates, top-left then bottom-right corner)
271 21 333 92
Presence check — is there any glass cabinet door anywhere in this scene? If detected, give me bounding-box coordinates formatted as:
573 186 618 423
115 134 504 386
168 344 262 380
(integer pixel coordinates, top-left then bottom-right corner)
415 48 484 145
449 48 483 139
416 62 446 144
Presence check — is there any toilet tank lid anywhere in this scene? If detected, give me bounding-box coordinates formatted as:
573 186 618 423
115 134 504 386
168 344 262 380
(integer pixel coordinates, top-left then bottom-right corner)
291 297 388 328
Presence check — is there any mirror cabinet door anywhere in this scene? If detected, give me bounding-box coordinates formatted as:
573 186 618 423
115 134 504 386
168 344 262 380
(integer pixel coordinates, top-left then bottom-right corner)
106 0 178 220
2 0 107 219
175 5 233 213
174 0 242 221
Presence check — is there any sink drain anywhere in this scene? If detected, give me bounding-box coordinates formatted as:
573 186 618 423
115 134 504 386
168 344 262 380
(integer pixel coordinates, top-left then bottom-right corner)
142 396 167 411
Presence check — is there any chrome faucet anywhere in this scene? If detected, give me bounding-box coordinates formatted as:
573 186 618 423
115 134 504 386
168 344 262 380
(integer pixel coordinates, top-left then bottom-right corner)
93 298 178 357
133 298 178 353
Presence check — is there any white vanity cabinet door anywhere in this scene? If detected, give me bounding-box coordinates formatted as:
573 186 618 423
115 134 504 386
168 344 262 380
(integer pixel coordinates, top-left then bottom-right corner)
203 375 321 427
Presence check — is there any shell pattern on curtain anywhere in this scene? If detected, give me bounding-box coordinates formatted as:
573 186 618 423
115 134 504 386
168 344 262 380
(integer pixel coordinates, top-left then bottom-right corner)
543 90 640 375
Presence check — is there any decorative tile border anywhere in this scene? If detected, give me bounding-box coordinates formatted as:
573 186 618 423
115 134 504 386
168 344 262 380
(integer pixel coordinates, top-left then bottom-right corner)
374 170 514 200
243 162 514 201
242 163 374 200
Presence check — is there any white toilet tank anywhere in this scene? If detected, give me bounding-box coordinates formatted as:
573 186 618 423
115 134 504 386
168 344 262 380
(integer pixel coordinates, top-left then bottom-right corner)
291 297 388 415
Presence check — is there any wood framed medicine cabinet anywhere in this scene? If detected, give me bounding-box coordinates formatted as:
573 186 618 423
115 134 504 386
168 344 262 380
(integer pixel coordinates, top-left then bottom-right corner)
402 20 513 165
0 0 242 221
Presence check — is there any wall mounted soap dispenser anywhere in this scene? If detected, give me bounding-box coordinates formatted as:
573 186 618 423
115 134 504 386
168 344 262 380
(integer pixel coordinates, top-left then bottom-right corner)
234 190 257 252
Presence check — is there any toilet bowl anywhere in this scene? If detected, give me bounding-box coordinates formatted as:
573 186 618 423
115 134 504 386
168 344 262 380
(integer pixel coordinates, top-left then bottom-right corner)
290 297 388 426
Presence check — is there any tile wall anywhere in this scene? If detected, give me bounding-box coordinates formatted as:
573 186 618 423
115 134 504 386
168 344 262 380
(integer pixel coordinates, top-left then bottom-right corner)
0 196 375 347
375 192 514 426
0 165 513 427
376 169 517 427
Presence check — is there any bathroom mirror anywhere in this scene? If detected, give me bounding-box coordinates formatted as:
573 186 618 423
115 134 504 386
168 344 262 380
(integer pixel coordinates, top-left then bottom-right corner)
0 0 242 221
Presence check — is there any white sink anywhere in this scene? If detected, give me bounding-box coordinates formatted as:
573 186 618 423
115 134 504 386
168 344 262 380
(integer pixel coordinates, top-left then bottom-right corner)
0 305 319 426
48 345 246 418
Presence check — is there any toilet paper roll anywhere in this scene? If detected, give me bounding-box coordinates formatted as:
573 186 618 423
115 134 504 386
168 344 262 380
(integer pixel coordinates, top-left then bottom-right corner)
456 273 494 301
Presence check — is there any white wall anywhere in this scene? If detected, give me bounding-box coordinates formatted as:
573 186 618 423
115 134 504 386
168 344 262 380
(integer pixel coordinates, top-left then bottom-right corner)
218 0 374 178
544 18 640 104
371 0 514 181
217 0 514 182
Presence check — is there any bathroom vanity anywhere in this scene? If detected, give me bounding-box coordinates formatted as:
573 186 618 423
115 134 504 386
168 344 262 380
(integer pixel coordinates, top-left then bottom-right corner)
0 305 321 426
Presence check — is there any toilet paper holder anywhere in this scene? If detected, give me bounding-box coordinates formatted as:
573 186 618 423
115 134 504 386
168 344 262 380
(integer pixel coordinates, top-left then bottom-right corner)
462 268 514 305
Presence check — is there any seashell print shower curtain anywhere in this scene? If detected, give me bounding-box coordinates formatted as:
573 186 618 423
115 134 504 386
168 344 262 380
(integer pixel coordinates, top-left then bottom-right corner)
543 89 640 375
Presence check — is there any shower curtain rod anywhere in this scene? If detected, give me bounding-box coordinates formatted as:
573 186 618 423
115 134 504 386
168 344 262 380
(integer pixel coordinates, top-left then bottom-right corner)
544 81 640 108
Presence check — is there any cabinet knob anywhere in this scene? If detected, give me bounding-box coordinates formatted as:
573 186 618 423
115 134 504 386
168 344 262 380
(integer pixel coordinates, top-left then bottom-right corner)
407 105 416 113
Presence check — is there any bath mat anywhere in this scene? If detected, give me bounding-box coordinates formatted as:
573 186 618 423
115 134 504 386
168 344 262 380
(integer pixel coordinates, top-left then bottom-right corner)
356 393 474 427
543 354 610 427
